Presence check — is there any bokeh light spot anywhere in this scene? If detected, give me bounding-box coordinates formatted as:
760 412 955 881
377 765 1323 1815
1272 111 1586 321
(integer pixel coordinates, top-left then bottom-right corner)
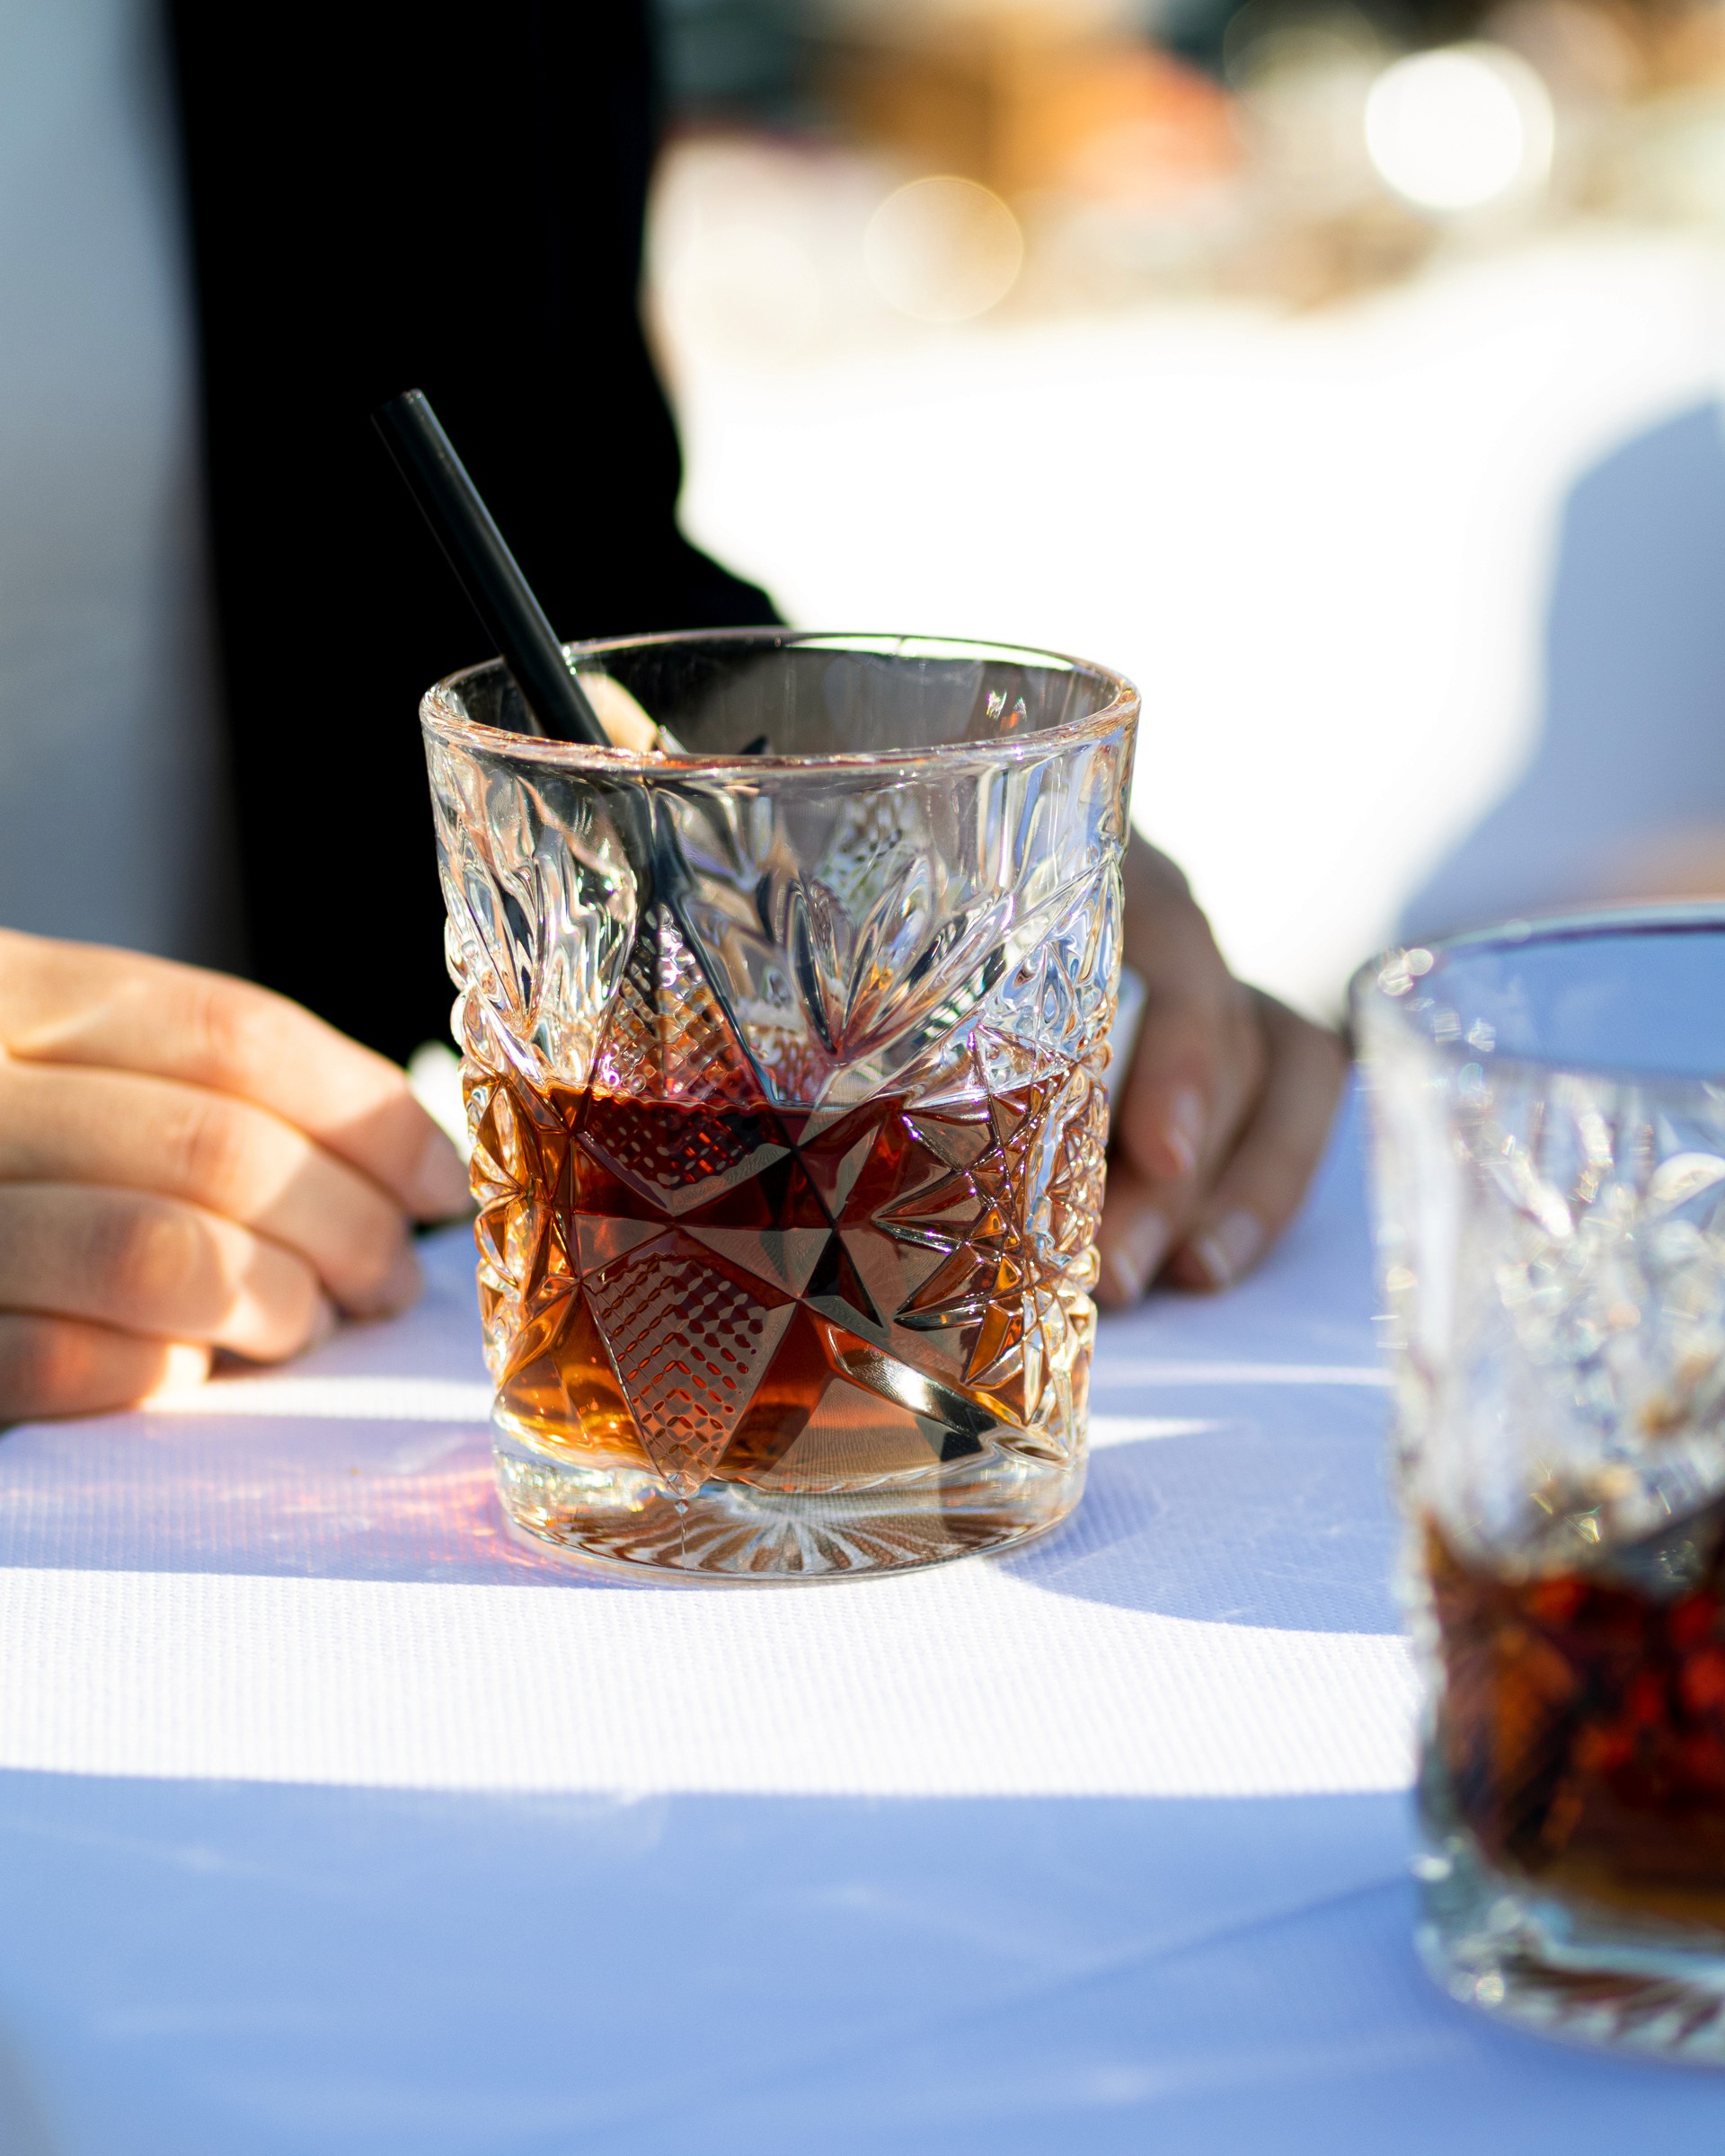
1365 45 1554 212
862 175 1024 323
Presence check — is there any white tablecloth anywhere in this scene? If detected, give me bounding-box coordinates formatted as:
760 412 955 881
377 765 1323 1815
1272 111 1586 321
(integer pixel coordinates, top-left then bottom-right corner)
0 1096 1717 2152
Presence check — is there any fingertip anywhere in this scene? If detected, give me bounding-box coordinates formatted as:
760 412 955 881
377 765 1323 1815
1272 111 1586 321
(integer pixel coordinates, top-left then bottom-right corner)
374 1243 423 1318
1118 1068 1212 1186
1095 1208 1170 1309
1159 1087 1205 1180
1168 1207 1263 1292
145 1340 213 1399
405 1127 471 1220
1095 1249 1136 1311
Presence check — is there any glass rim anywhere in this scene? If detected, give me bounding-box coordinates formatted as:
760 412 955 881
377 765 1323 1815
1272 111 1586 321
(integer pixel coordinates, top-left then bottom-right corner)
419 625 1140 773
1352 899 1725 1088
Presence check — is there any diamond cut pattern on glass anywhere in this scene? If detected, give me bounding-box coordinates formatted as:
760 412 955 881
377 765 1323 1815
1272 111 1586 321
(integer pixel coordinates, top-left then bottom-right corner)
593 904 759 1106
1367 1020 1725 1575
584 1234 793 1491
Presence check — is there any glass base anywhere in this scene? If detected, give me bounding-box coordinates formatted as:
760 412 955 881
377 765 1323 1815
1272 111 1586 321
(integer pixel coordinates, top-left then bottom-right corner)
1417 1822 1725 2063
491 1423 1084 1580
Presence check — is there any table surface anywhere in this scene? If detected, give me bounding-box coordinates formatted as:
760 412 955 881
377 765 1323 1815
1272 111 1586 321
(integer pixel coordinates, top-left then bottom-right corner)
0 1097 1719 2153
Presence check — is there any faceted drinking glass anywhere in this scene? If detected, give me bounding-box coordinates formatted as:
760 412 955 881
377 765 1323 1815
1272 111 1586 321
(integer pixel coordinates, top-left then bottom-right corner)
420 632 1139 1580
1357 907 1725 2059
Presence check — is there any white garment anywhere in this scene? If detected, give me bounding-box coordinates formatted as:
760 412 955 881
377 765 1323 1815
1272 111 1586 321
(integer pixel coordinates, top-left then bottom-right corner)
0 0 234 965
1401 402 1725 943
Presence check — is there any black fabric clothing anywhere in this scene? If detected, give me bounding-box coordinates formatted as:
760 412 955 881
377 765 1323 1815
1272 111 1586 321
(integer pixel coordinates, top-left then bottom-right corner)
167 1 775 1062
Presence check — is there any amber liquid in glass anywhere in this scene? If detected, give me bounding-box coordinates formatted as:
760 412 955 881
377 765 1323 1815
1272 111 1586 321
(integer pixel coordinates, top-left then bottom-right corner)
1429 1508 1725 1930
470 1058 1101 1504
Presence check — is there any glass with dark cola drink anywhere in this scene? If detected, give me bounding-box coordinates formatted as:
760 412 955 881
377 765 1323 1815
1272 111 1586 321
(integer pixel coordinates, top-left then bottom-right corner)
1358 912 1725 2060
421 632 1137 1579
1428 1510 1725 1940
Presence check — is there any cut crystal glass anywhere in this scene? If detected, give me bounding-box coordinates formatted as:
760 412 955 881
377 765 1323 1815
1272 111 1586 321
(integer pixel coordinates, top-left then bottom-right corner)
1358 909 1725 2061
421 632 1138 1578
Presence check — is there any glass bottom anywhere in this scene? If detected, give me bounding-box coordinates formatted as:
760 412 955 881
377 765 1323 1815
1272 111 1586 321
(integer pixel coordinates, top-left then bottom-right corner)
491 1422 1084 1580
1417 1817 1725 2063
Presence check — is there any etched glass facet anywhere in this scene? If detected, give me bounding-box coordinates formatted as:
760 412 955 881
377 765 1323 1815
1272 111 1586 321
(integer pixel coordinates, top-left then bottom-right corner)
423 632 1137 1578
1358 911 1725 2061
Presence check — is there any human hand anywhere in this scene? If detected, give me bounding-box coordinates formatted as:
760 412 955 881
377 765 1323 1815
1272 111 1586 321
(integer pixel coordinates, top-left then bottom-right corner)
1095 835 1347 1306
0 931 470 1419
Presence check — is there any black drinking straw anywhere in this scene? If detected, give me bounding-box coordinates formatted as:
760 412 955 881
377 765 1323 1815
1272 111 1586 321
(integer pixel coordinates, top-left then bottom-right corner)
373 390 607 748
374 388 770 1099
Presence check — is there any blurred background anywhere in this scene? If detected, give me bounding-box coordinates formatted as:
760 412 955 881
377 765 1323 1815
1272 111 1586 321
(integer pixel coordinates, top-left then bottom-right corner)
642 0 1725 1015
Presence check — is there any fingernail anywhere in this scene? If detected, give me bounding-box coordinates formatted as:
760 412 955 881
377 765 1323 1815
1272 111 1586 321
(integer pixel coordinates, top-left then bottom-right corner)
376 1243 423 1315
146 1342 212 1399
305 1294 341 1349
1163 1089 1205 1180
1190 1208 1262 1289
1102 1211 1169 1305
408 1128 471 1219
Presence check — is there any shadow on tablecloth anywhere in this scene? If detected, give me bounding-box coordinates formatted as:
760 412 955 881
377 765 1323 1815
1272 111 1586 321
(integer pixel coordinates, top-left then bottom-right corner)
997 1390 1401 1635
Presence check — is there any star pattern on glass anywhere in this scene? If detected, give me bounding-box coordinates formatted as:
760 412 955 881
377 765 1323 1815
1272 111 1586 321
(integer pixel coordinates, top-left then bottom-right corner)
469 905 1106 1498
